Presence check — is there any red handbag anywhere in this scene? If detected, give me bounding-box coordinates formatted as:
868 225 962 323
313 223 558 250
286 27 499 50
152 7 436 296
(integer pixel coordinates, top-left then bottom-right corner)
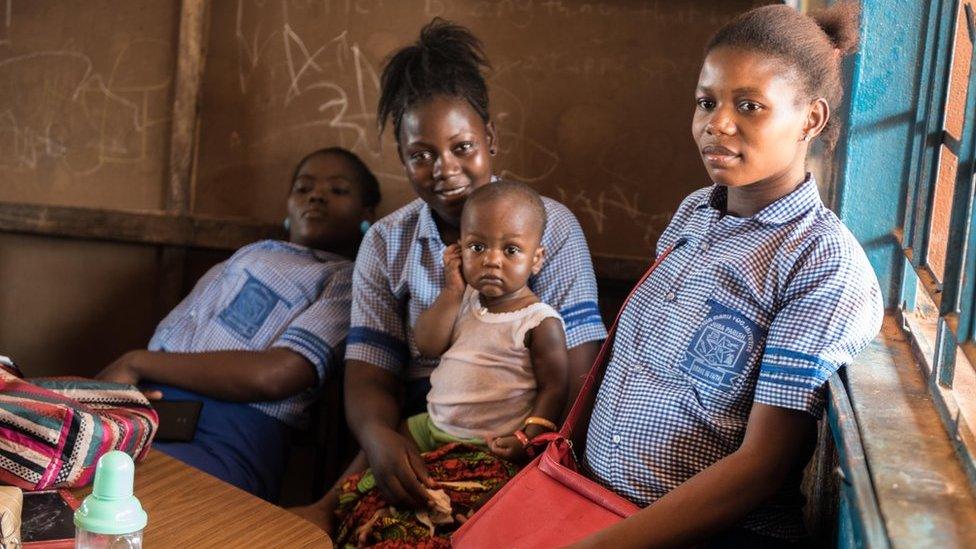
452 244 680 549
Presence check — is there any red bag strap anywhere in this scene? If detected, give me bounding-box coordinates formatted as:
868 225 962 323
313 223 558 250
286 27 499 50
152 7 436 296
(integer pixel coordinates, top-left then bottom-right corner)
559 239 685 439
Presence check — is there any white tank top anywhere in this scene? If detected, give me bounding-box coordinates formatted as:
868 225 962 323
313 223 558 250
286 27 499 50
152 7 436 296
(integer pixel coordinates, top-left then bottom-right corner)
427 286 563 440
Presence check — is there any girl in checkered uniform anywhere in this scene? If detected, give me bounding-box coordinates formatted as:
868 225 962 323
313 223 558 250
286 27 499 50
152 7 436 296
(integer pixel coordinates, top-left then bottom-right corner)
574 3 883 547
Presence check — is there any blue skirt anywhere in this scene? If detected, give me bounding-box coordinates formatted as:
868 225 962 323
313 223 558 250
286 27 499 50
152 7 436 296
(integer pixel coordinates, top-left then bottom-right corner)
144 383 291 502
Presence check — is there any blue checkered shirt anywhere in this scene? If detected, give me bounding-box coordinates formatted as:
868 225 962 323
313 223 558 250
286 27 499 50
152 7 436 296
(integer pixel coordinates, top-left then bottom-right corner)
346 189 607 379
584 177 883 540
148 240 351 427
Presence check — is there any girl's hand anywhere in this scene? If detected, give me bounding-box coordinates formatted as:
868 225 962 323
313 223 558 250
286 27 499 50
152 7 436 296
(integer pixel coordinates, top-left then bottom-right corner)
489 434 529 462
96 351 144 387
363 426 438 509
442 243 465 294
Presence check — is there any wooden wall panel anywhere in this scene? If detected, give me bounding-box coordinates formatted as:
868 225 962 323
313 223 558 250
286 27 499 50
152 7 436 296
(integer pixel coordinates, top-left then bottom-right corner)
0 233 159 377
0 1 179 210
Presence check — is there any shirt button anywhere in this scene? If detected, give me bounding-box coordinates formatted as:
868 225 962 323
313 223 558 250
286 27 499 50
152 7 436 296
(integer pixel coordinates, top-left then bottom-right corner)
700 242 709 252
664 291 676 302
188 310 197 318
612 435 621 444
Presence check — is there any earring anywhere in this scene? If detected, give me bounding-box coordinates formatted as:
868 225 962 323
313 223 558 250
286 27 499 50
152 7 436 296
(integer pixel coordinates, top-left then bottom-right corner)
802 134 811 142
360 220 371 235
283 217 291 231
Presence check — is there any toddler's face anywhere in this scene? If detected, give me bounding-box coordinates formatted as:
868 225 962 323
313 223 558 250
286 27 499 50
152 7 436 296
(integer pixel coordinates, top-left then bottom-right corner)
459 197 544 299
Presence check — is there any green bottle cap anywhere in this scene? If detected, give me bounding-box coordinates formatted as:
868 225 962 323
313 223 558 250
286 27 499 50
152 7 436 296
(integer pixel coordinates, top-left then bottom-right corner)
73 451 147 535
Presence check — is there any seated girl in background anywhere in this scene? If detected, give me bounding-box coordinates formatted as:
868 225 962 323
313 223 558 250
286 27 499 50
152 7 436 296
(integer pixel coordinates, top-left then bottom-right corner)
96 147 381 501
297 181 568 546
571 4 883 547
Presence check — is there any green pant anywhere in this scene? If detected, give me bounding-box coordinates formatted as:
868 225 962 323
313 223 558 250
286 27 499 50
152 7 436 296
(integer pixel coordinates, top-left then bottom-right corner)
406 412 486 453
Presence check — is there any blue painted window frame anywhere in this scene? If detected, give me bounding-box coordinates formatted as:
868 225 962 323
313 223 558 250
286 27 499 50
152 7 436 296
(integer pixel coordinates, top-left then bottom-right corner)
898 0 976 476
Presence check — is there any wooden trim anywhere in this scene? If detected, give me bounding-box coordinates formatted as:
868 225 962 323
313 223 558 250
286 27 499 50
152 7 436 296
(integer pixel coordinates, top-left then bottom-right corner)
826 372 891 548
895 228 945 310
0 202 283 251
167 0 210 213
0 201 649 282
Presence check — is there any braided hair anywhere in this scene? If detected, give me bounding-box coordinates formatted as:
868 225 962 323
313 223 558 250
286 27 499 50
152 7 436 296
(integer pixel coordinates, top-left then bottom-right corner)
377 18 492 142
706 2 860 149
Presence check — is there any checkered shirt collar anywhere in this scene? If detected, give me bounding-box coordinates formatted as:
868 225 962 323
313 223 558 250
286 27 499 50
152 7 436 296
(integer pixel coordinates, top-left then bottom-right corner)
272 240 348 263
416 175 503 241
696 173 821 226
417 203 442 241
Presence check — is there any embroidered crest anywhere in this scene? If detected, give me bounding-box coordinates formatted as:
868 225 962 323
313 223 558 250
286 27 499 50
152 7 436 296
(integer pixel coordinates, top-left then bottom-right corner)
218 274 282 340
679 299 764 392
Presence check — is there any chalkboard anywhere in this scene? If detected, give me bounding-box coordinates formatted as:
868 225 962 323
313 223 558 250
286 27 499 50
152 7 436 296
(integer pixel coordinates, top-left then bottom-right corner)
0 1 179 211
196 0 769 261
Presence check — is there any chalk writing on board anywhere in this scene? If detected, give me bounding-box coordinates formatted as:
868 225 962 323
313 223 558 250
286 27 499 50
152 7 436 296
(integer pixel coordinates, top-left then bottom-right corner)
236 0 383 158
491 83 561 184
235 0 278 95
556 185 672 247
0 42 171 174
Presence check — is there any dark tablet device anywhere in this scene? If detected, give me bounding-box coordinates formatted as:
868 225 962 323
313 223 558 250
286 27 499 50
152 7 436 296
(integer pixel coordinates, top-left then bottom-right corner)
152 399 204 442
22 489 79 546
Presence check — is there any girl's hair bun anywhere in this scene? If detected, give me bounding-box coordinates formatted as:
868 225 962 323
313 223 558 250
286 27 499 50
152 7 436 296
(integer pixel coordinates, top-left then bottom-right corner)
378 18 491 141
812 1 861 55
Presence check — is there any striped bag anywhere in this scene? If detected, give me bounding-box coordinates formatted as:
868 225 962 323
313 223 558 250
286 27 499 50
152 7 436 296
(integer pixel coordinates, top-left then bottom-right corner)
0 360 158 490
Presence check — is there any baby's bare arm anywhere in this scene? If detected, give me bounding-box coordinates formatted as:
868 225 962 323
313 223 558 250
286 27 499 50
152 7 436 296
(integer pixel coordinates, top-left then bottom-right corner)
524 317 569 437
488 318 568 462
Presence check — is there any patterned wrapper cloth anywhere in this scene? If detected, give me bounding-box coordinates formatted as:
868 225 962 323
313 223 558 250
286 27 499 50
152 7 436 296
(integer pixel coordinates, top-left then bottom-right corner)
334 443 517 548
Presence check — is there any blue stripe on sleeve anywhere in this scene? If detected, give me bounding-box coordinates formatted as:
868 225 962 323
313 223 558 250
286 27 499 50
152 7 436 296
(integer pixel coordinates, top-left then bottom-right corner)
560 301 600 318
759 363 831 382
763 347 837 371
758 371 822 390
347 326 410 362
281 327 334 368
281 336 328 371
560 301 603 329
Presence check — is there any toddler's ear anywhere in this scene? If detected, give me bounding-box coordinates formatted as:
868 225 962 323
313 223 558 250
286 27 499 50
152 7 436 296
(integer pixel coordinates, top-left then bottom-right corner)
531 246 546 275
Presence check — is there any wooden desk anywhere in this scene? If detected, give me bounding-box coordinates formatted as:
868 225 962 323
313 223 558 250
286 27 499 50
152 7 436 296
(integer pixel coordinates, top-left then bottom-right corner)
73 451 331 548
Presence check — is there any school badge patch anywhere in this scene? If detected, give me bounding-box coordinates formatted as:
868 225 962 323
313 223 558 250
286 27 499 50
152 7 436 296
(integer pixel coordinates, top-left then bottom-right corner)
678 299 764 392
218 274 283 340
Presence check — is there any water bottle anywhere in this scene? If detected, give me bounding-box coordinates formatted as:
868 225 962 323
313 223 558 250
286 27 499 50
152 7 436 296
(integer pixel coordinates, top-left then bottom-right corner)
73 451 147 549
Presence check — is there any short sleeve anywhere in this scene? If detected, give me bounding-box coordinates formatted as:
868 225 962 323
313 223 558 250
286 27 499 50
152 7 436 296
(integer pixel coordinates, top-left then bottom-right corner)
515 304 565 351
148 261 226 351
344 226 410 374
271 265 352 386
533 200 607 348
756 234 884 416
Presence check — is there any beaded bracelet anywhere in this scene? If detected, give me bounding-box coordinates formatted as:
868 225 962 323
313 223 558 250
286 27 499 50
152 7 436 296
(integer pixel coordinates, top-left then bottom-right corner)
512 429 536 457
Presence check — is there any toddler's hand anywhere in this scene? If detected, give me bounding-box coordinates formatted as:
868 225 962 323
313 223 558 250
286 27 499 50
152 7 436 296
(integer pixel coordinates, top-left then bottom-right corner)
489 435 529 462
442 243 465 294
